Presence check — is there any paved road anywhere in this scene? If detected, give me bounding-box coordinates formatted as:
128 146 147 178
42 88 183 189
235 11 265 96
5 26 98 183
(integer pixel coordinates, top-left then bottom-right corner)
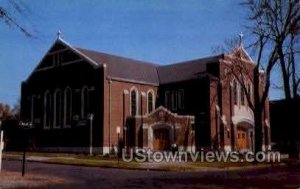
2 160 300 189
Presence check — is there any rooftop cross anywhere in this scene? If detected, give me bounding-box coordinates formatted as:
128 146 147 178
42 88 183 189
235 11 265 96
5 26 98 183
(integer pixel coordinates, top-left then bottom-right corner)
239 32 244 46
57 30 62 39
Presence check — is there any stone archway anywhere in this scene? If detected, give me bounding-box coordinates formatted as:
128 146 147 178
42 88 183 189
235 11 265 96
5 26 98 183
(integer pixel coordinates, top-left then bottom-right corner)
236 121 254 151
128 106 195 151
150 124 174 151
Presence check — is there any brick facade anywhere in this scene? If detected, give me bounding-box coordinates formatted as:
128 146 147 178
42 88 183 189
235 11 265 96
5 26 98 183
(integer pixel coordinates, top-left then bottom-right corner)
20 38 271 154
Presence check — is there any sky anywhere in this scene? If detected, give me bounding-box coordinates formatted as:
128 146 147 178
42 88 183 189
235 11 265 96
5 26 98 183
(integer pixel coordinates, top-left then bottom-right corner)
0 0 283 107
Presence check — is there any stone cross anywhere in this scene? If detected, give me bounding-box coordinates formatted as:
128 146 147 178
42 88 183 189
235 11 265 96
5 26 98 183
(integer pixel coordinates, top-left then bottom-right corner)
57 30 62 39
0 130 4 172
239 32 244 46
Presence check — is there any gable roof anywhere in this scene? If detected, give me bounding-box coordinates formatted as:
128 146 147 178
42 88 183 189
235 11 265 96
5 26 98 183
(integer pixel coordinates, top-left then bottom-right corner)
228 45 254 63
29 38 253 85
157 55 223 84
75 48 160 85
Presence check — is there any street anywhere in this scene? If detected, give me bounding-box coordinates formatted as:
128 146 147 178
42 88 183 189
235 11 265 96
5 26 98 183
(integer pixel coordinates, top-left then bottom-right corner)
2 160 300 189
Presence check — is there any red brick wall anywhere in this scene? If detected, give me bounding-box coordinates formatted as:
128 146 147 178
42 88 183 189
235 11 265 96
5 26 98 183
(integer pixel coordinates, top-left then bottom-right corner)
102 68 158 150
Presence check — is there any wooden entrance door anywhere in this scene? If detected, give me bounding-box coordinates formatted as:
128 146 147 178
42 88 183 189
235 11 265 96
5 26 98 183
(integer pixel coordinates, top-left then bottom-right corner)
237 128 248 149
153 128 170 151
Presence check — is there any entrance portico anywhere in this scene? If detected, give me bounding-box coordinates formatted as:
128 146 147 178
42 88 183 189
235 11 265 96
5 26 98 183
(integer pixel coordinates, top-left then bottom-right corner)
127 106 195 151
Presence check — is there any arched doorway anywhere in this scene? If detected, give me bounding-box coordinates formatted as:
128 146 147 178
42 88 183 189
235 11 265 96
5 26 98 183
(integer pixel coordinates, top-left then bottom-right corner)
237 127 248 149
151 124 174 151
153 128 170 151
236 121 254 151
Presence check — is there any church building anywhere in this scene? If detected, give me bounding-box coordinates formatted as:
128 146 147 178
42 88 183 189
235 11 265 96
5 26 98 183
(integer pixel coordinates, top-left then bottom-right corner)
20 34 271 154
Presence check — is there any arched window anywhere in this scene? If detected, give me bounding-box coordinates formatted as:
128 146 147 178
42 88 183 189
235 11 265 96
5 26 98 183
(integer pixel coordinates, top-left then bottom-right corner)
147 91 154 113
247 83 251 105
30 95 35 124
130 88 138 116
81 86 89 118
43 91 51 129
241 85 245 106
233 80 238 105
54 89 61 128
64 87 72 128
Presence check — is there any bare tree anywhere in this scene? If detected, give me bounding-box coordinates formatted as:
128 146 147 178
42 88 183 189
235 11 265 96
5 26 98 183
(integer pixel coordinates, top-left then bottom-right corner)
0 103 14 120
244 0 300 100
217 0 294 153
223 0 300 153
211 38 239 54
288 33 300 98
0 0 31 37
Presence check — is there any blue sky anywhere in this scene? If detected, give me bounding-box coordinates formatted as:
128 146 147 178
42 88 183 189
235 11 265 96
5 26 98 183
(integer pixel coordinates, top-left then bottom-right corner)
0 0 282 106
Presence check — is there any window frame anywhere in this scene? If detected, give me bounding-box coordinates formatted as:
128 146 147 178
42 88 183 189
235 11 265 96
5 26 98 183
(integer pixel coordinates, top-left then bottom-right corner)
64 87 72 128
130 87 138 116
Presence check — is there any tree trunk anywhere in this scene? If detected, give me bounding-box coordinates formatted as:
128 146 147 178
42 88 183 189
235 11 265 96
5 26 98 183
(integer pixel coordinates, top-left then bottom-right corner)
254 107 263 153
253 66 263 153
279 48 292 100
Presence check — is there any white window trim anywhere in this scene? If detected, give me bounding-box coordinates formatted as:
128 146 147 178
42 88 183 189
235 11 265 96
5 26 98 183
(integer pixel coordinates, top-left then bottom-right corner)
130 87 139 116
147 90 155 114
63 87 72 128
53 89 61 129
81 86 89 118
43 90 51 130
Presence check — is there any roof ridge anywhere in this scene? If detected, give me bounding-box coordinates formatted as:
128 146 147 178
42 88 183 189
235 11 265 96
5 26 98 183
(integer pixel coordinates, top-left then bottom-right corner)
75 47 159 67
158 54 224 68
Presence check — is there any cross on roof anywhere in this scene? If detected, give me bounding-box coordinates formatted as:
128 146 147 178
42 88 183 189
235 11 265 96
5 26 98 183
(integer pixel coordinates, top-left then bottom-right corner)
239 32 244 46
57 30 62 39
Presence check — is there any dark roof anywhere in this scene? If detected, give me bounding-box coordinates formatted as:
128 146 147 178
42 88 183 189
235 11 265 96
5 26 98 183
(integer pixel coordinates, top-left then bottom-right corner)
75 46 223 85
76 48 160 85
157 55 223 84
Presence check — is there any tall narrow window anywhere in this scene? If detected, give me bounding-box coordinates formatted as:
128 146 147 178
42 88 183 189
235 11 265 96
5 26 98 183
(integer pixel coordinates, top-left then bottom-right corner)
178 89 184 110
54 89 61 128
43 91 51 129
247 83 251 105
165 91 171 109
233 81 238 105
64 87 72 128
81 86 89 118
241 85 245 106
30 95 35 124
131 89 137 116
147 91 154 113
172 91 178 110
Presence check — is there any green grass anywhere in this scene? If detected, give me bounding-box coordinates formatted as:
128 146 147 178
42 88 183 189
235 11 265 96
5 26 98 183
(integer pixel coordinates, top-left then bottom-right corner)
4 151 284 172
46 158 141 169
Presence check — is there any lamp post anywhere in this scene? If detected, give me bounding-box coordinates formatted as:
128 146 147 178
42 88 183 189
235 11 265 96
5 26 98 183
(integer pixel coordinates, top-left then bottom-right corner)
116 126 121 164
88 113 94 156
19 121 33 177
123 90 129 153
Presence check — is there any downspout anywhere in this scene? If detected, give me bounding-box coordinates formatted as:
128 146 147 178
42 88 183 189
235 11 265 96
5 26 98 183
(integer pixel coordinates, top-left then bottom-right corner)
109 79 112 153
